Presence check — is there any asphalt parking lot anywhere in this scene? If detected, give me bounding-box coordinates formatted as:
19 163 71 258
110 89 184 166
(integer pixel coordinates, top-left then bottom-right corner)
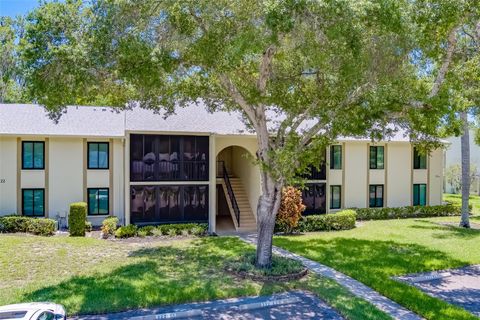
396 264 480 317
71 291 343 320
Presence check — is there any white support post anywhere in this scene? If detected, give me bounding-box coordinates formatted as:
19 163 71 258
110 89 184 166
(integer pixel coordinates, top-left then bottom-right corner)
124 134 130 226
208 134 216 233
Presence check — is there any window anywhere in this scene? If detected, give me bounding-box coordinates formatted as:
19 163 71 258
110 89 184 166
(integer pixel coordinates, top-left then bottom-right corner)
413 147 427 169
130 134 209 181
413 184 427 206
88 188 109 215
22 141 44 169
302 183 326 215
369 185 384 208
369 146 384 169
130 185 208 224
37 311 55 320
330 145 342 169
330 185 341 209
303 148 327 180
22 189 45 216
88 142 109 169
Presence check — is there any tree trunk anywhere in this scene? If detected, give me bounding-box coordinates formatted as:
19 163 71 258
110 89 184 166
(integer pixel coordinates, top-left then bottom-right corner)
460 111 471 228
255 177 283 268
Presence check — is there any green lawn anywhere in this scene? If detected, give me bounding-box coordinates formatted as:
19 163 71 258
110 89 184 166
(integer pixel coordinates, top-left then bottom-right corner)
443 193 480 214
274 217 480 320
0 235 389 319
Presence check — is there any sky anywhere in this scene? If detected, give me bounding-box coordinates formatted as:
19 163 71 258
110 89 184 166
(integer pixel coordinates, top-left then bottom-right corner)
0 0 41 18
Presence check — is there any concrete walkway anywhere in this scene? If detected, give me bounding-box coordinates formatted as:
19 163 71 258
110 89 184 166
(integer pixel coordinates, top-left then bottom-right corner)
240 234 422 320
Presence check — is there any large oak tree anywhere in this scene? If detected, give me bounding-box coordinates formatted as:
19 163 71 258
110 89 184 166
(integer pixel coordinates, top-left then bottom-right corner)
20 0 464 267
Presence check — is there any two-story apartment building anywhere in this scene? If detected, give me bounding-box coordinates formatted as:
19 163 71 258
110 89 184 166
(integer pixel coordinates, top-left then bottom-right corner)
0 104 444 233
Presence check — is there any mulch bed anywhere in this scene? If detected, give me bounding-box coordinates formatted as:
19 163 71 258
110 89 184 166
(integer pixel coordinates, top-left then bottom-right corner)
225 266 308 282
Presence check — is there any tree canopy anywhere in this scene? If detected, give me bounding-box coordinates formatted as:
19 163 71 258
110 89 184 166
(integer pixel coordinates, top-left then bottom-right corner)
0 16 25 103
18 0 478 266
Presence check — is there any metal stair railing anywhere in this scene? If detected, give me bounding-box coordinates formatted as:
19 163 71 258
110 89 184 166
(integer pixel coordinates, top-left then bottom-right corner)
218 161 240 227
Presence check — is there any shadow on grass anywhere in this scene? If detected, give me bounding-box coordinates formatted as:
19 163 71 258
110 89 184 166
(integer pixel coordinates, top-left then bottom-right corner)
409 220 480 240
274 236 476 320
21 237 260 315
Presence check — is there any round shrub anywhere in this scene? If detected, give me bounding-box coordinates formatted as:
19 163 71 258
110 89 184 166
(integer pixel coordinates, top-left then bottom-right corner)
69 202 87 237
85 221 93 232
138 225 154 236
101 216 119 237
26 218 56 236
275 186 306 234
0 216 31 233
115 224 137 238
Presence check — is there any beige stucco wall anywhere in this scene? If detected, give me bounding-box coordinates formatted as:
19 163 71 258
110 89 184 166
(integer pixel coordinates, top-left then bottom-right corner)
369 169 385 185
49 138 84 219
86 170 110 188
328 169 342 185
20 171 45 188
386 143 412 207
0 137 17 215
231 146 261 219
215 136 258 159
47 137 124 225
0 131 445 225
217 147 233 174
112 139 125 223
413 169 428 184
215 135 260 219
344 142 368 208
429 148 443 205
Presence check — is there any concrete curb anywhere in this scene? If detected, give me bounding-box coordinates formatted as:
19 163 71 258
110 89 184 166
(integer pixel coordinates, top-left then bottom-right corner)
129 309 203 320
237 297 301 311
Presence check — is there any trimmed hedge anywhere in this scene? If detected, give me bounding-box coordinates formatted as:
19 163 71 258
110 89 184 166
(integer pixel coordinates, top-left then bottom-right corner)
355 204 461 221
298 210 357 232
155 223 208 236
0 215 56 236
114 223 209 239
69 202 87 237
115 224 138 238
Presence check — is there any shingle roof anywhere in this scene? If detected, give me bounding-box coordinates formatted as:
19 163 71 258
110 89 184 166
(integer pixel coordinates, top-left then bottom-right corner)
0 103 422 142
0 103 250 137
0 104 126 137
125 104 250 135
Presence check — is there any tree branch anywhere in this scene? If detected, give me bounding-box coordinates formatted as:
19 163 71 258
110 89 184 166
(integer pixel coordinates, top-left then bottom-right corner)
475 20 480 48
298 82 372 146
218 73 258 127
188 7 208 34
257 45 276 94
428 25 460 98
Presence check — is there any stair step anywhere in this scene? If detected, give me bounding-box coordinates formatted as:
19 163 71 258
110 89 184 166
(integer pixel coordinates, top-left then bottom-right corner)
238 226 257 230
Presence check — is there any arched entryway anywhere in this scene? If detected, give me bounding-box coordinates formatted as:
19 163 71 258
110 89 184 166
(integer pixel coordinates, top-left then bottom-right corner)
215 145 259 232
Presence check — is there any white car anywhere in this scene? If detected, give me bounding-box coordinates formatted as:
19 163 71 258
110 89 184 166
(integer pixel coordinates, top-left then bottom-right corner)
0 302 66 320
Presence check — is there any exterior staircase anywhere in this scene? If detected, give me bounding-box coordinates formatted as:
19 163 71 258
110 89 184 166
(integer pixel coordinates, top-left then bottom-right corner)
228 177 257 232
